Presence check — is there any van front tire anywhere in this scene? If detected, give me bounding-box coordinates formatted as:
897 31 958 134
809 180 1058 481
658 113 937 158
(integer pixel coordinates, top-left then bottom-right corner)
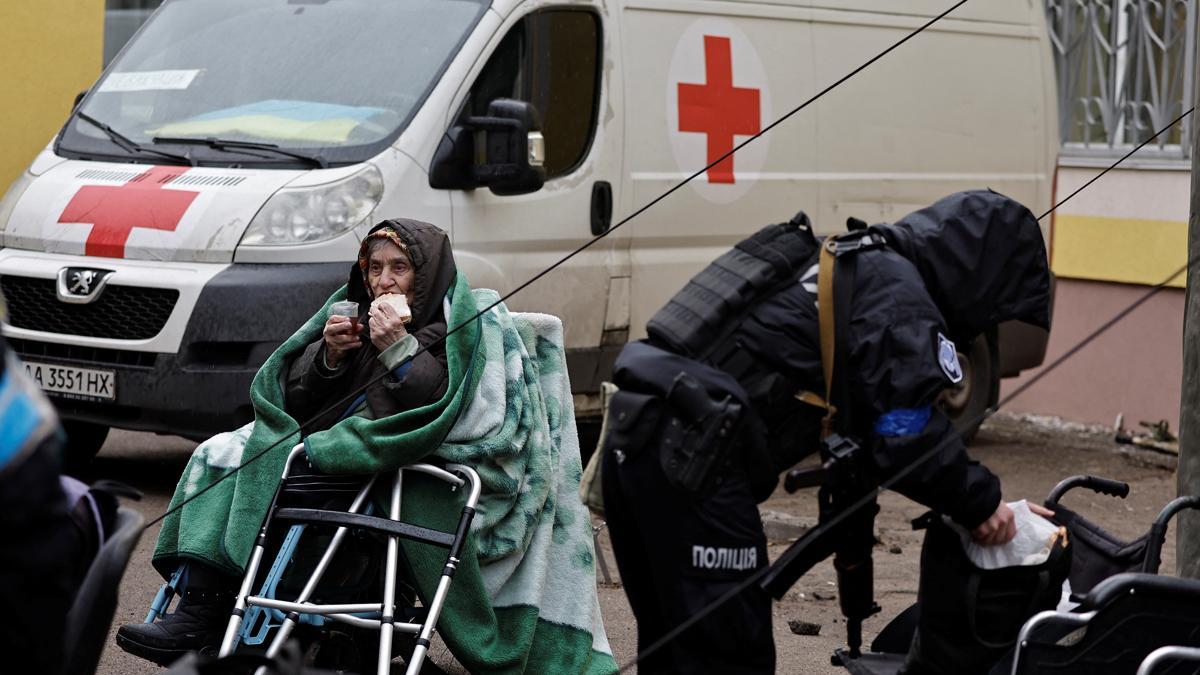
61 420 109 475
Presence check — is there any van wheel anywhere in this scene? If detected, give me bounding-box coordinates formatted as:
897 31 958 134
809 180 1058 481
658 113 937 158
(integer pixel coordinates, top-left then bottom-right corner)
939 333 999 445
61 420 109 475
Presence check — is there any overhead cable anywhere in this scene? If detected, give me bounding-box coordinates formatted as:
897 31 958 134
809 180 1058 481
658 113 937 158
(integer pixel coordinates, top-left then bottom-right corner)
143 0 973 531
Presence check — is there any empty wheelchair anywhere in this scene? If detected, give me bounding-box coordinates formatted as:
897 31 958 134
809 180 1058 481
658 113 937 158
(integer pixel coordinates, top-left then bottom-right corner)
837 474 1200 675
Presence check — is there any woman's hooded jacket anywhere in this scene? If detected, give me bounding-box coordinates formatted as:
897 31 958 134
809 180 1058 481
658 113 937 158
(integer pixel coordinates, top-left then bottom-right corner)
285 219 457 432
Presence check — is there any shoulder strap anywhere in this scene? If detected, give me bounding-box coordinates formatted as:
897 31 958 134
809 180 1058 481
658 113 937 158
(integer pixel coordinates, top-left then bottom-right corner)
817 237 838 438
798 232 881 438
795 236 840 438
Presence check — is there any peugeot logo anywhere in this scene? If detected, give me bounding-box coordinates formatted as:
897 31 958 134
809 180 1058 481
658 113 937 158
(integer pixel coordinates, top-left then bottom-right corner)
71 270 99 295
56 267 114 304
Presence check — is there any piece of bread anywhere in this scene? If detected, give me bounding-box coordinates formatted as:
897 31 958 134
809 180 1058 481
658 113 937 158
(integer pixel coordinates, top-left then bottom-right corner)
372 293 412 323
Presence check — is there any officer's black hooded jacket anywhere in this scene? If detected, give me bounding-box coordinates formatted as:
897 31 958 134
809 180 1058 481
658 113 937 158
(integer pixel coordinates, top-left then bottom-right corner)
629 190 1051 530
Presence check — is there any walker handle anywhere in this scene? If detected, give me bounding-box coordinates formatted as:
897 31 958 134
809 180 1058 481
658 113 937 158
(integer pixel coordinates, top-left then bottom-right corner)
1045 475 1129 507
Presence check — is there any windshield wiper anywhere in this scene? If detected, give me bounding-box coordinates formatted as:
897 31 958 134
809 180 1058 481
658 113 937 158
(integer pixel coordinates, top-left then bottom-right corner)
152 136 329 169
74 112 196 166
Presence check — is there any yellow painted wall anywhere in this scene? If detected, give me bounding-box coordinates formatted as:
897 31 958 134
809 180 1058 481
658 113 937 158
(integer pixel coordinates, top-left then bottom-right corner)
1051 215 1189 289
1049 166 1191 289
0 2 104 193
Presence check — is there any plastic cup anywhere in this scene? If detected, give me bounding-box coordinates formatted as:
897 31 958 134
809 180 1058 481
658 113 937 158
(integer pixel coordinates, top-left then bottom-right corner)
328 300 360 332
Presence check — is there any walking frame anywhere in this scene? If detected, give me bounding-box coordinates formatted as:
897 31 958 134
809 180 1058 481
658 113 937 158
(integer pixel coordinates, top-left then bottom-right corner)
217 444 482 675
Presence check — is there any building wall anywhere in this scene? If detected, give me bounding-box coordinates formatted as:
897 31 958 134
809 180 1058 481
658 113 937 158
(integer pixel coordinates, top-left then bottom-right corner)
1050 166 1191 289
0 2 104 194
1002 164 1191 432
1003 278 1184 431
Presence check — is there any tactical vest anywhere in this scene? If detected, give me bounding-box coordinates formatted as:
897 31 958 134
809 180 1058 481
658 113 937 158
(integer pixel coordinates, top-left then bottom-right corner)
647 212 819 360
648 215 892 452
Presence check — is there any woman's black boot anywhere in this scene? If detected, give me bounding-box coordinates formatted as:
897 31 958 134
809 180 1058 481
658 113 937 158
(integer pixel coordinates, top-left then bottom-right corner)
116 565 237 666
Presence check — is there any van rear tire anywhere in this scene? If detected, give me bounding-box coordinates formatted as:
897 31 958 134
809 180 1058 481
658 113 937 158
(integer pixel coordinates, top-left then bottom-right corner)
61 420 109 475
939 333 999 445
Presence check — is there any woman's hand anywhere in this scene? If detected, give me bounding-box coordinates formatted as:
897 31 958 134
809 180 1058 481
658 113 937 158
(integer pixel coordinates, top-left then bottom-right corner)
323 316 362 367
972 502 1017 547
369 300 409 352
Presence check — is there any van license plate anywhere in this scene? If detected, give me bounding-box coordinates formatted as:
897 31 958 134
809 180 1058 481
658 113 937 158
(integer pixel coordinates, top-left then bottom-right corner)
23 361 116 401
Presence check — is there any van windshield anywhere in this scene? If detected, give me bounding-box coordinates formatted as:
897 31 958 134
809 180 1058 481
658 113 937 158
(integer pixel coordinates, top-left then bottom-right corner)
57 0 488 168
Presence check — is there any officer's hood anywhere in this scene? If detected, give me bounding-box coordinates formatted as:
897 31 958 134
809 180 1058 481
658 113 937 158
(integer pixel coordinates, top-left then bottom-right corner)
871 190 1051 340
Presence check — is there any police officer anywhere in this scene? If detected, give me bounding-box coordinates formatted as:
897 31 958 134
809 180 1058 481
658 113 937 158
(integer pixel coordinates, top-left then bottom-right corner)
601 191 1052 673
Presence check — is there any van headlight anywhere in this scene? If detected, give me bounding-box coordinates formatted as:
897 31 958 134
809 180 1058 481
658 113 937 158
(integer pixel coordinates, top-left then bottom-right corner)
241 165 383 246
0 171 35 234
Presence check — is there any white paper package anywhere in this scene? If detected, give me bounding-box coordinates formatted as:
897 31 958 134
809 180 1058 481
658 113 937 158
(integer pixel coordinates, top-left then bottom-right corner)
950 500 1062 570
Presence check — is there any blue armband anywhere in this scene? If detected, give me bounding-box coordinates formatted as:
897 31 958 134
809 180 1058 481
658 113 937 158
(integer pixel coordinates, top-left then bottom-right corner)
874 406 933 437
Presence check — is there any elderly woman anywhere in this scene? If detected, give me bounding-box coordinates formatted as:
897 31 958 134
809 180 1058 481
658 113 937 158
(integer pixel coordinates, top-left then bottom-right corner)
120 217 615 674
118 219 459 663
287 220 456 429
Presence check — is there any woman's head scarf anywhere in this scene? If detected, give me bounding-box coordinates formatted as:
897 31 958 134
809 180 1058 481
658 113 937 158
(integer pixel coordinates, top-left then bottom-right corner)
346 219 457 332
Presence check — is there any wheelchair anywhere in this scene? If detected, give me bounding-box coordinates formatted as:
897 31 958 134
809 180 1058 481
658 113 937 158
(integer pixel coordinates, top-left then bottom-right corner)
837 474 1200 675
143 444 481 675
1138 646 1200 675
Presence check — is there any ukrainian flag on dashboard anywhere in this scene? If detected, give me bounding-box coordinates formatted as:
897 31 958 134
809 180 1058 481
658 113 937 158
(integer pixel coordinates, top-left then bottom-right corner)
152 99 391 145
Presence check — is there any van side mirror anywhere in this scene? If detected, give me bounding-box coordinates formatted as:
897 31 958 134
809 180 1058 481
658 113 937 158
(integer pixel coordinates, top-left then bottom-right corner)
429 98 546 196
73 90 88 110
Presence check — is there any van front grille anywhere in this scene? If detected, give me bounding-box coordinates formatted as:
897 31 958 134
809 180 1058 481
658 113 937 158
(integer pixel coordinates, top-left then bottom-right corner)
0 275 177 340
4 337 158 369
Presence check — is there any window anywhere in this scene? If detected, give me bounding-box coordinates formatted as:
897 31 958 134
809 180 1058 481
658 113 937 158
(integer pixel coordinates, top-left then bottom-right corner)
67 0 488 167
463 9 601 178
1045 0 1197 160
105 0 164 66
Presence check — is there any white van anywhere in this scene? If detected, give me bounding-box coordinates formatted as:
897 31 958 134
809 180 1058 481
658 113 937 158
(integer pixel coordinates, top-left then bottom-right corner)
0 0 1057 459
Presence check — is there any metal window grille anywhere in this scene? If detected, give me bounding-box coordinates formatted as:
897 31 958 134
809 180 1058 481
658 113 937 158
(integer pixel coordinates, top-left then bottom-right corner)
1045 0 1197 160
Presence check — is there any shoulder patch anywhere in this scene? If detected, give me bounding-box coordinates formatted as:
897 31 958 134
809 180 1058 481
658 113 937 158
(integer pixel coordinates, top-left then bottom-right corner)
937 332 964 384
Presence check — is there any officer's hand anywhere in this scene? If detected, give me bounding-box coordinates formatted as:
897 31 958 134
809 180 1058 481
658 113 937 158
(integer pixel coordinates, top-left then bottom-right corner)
1029 502 1055 519
972 502 1017 547
323 316 362 367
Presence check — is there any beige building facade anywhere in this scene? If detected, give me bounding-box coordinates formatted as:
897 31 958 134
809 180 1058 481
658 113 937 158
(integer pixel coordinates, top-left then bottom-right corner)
1004 0 1196 432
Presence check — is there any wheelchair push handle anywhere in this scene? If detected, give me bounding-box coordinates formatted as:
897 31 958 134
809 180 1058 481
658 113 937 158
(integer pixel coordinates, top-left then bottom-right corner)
1045 475 1130 507
1143 496 1200 574
1153 495 1200 530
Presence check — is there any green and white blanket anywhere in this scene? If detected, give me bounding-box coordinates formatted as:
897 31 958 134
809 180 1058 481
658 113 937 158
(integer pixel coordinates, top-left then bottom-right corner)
154 276 615 674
